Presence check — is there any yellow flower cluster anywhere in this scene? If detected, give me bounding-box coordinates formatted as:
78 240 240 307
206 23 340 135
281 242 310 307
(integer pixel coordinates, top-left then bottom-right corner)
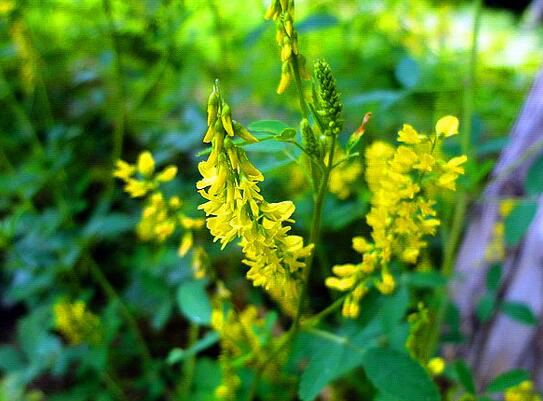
211 297 264 400
198 83 313 300
114 151 177 198
485 198 516 262
264 0 309 94
114 152 206 276
505 381 542 401
326 116 467 318
53 299 101 345
328 148 362 199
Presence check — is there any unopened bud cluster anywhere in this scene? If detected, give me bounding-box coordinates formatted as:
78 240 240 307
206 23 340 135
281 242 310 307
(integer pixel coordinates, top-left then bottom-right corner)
314 60 343 136
265 0 309 94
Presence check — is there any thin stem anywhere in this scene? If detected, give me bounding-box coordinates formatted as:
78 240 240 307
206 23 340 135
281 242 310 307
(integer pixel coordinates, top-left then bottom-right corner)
102 0 126 201
425 0 482 359
462 0 482 162
84 254 153 369
101 371 129 401
290 55 309 120
179 323 199 398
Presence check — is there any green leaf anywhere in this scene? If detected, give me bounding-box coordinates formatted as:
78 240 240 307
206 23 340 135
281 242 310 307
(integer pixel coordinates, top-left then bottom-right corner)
486 264 502 292
525 153 543 196
395 56 420 89
361 347 440 401
453 360 476 394
486 369 530 393
501 301 538 325
504 202 537 246
247 120 289 134
476 294 495 322
274 128 297 141
167 331 220 366
177 280 212 325
298 320 381 401
404 272 447 288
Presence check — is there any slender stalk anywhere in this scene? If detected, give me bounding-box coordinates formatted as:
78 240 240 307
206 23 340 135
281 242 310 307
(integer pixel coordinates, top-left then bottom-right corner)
425 0 482 358
247 58 337 399
101 0 126 200
101 371 129 401
179 323 199 398
84 254 153 369
290 55 309 119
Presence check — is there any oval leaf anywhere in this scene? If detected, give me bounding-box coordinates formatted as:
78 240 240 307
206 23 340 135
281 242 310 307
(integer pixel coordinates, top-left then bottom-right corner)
177 280 212 325
361 347 440 401
486 369 530 393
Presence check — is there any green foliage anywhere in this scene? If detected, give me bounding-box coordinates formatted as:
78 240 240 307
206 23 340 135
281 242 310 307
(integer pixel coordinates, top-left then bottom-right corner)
485 369 530 393
0 0 541 400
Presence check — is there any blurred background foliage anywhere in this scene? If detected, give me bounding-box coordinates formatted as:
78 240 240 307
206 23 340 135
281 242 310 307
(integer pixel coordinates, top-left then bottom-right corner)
0 0 541 400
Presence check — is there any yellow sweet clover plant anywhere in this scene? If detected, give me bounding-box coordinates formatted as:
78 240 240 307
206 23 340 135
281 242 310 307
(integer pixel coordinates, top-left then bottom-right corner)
107 2 518 400
326 116 467 318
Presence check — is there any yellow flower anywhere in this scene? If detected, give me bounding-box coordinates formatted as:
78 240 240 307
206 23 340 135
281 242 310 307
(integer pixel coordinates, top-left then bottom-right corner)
113 159 136 180
427 357 445 375
376 272 395 294
54 299 101 345
137 151 155 177
156 165 178 182
397 124 421 144
178 231 193 257
435 115 459 137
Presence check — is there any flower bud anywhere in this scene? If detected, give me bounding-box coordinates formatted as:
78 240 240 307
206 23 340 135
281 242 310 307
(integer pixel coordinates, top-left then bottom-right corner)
220 103 235 137
207 87 220 127
281 37 292 61
276 61 291 94
233 120 259 143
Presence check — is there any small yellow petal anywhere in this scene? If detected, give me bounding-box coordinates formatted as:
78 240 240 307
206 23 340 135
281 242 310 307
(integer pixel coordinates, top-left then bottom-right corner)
436 115 459 137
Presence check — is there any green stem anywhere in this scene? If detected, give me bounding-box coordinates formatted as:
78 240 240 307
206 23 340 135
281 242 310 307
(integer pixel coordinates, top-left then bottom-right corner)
179 323 199 398
85 254 153 369
462 0 482 162
102 0 126 201
425 0 482 358
290 55 309 120
101 371 129 401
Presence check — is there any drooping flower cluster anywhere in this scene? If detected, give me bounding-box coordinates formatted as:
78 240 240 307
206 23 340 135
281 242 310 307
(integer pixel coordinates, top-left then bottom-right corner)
264 0 309 94
198 82 313 301
326 116 467 318
53 299 101 345
114 152 206 276
505 380 542 401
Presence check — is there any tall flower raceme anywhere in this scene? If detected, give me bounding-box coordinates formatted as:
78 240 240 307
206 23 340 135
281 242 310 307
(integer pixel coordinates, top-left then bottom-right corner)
326 116 468 318
197 81 314 302
114 152 207 278
265 0 310 94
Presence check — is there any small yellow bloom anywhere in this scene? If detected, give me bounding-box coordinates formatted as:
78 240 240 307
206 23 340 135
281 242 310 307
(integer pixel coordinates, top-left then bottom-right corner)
376 272 395 294
352 236 373 253
113 159 136 180
156 166 178 182
137 151 155 177
427 357 445 375
436 115 459 137
397 124 421 144
178 231 193 257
